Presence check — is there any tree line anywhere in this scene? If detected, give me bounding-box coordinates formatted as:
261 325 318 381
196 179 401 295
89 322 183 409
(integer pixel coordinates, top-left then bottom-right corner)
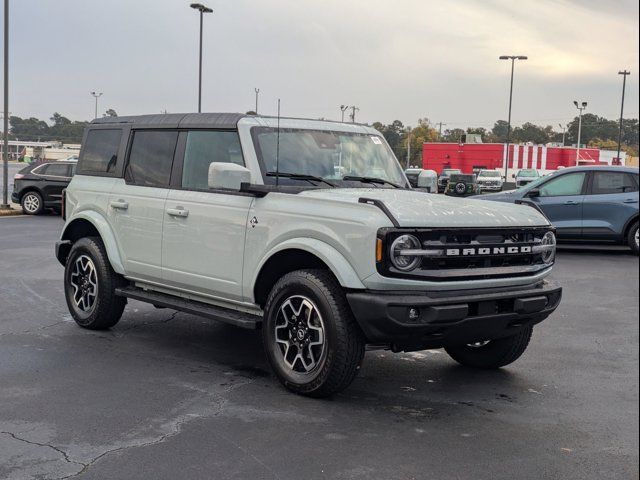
374 114 639 166
8 110 118 144
7 111 639 165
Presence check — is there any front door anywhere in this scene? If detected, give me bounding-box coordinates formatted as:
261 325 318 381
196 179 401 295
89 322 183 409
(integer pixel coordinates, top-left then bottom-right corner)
39 162 72 206
162 130 252 302
108 130 178 282
530 171 588 239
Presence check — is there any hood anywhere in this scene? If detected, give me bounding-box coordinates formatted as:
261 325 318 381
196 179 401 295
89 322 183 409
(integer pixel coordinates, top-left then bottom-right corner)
298 188 548 228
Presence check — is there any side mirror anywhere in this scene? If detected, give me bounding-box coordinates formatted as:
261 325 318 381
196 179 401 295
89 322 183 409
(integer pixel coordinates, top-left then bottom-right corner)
527 188 540 198
511 173 516 179
208 162 251 190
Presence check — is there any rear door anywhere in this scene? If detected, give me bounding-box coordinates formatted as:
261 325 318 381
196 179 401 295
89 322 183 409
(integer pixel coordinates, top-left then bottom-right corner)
162 129 253 302
108 130 178 282
582 170 639 240
530 171 588 238
38 163 72 205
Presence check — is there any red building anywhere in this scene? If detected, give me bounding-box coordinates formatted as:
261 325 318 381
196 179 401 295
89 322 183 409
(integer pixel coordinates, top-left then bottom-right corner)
422 142 622 176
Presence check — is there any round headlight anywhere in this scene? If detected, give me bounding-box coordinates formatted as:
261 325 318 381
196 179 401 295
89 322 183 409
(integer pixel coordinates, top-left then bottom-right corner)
390 234 421 271
540 231 556 263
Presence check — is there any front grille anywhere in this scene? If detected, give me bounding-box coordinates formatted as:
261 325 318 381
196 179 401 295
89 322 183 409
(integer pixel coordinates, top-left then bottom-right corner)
378 227 554 281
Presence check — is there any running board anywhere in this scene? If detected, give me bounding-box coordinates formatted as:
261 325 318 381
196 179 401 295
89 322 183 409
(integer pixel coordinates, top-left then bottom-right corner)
115 287 260 330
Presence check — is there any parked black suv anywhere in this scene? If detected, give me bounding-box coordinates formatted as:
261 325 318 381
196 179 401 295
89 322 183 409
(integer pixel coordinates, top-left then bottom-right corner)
12 161 76 215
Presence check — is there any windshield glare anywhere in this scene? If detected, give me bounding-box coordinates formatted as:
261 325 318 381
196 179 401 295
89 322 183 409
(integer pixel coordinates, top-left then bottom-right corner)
479 171 501 177
251 127 406 187
518 170 539 177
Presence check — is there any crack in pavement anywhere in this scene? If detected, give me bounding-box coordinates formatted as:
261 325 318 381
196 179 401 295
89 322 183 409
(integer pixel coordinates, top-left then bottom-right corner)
115 310 181 333
1 430 86 471
55 376 254 480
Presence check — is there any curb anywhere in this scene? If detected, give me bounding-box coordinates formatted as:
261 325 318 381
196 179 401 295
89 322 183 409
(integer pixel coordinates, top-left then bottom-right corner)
0 206 23 217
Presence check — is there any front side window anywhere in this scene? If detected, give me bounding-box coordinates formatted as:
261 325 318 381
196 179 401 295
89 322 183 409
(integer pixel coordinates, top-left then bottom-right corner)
591 171 638 195
80 129 122 173
182 130 244 190
251 127 406 187
539 172 586 197
126 130 178 188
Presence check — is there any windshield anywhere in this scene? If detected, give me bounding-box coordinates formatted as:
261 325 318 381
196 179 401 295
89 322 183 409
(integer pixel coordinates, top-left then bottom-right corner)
442 169 461 175
479 170 501 177
518 169 539 177
251 127 406 187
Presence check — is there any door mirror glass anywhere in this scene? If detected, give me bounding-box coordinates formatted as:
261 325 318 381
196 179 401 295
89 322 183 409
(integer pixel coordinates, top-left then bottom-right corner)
208 162 252 190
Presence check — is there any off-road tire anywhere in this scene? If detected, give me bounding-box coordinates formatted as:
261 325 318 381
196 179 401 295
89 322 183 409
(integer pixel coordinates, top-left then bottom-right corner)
627 221 639 255
444 326 533 369
263 269 365 398
21 191 44 215
64 236 126 330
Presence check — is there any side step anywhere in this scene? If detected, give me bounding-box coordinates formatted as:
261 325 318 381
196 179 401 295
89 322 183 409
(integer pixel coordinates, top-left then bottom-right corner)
115 287 260 330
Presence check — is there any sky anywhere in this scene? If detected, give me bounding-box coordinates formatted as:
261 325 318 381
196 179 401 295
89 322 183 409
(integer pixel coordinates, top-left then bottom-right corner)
3 0 639 131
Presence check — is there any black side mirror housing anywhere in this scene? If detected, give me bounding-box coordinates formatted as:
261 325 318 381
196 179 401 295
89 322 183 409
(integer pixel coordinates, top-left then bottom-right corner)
527 188 540 198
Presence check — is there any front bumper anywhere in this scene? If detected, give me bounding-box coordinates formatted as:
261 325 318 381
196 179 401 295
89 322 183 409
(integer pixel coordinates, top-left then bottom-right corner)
346 280 562 351
11 192 19 203
479 184 502 191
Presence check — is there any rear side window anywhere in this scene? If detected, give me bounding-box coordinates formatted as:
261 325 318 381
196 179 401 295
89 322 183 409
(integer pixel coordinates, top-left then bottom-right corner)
80 129 122 174
126 130 178 188
182 130 244 190
42 163 71 177
591 171 639 195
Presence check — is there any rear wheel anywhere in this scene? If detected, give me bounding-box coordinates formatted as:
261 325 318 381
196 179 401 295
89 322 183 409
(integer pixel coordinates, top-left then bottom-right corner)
263 269 365 398
21 191 43 215
64 237 126 330
444 326 533 369
627 221 638 255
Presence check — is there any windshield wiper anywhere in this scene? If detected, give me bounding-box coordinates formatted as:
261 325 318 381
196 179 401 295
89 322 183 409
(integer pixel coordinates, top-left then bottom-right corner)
266 172 335 188
342 175 402 189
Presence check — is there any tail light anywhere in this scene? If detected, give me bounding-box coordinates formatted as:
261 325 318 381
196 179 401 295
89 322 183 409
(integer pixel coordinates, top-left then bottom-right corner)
61 189 66 220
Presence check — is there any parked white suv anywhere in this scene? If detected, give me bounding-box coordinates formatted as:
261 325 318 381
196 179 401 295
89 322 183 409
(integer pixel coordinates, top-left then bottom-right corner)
56 113 562 397
476 169 504 191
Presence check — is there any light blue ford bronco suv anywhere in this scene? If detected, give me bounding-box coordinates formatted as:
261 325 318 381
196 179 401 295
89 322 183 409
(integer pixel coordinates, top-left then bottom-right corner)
56 113 562 397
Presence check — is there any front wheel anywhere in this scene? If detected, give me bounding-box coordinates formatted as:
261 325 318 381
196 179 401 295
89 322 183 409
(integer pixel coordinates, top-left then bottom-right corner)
64 237 126 330
444 326 533 369
627 221 638 255
263 269 365 398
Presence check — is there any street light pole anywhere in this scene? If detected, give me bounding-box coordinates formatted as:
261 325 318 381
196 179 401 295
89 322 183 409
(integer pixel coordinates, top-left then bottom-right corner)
573 101 587 163
499 55 527 180
558 124 566 146
406 128 411 169
616 70 630 164
1 0 9 209
90 91 102 119
190 3 213 113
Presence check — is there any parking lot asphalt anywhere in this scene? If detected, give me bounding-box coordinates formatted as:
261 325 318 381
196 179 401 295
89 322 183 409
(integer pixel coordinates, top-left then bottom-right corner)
0 215 638 480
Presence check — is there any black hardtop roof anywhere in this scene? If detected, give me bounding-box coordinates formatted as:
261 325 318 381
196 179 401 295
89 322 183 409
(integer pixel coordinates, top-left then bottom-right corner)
91 113 246 129
90 112 373 129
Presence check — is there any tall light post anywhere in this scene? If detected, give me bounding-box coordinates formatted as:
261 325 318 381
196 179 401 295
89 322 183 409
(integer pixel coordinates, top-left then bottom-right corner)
558 124 566 146
616 70 630 163
406 128 412 168
2 0 9 209
90 91 102 119
190 3 213 113
254 88 260 114
340 105 349 122
499 55 527 180
573 101 587 163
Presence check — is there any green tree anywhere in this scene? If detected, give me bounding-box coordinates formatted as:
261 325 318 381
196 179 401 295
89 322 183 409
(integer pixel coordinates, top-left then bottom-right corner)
512 122 552 144
491 120 509 142
104 109 118 117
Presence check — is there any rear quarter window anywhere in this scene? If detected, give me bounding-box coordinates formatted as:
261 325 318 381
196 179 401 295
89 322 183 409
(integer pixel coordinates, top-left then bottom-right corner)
77 129 123 176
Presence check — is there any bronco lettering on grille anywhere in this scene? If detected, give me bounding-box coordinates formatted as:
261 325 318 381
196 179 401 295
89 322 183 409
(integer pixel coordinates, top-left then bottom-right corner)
446 246 532 256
